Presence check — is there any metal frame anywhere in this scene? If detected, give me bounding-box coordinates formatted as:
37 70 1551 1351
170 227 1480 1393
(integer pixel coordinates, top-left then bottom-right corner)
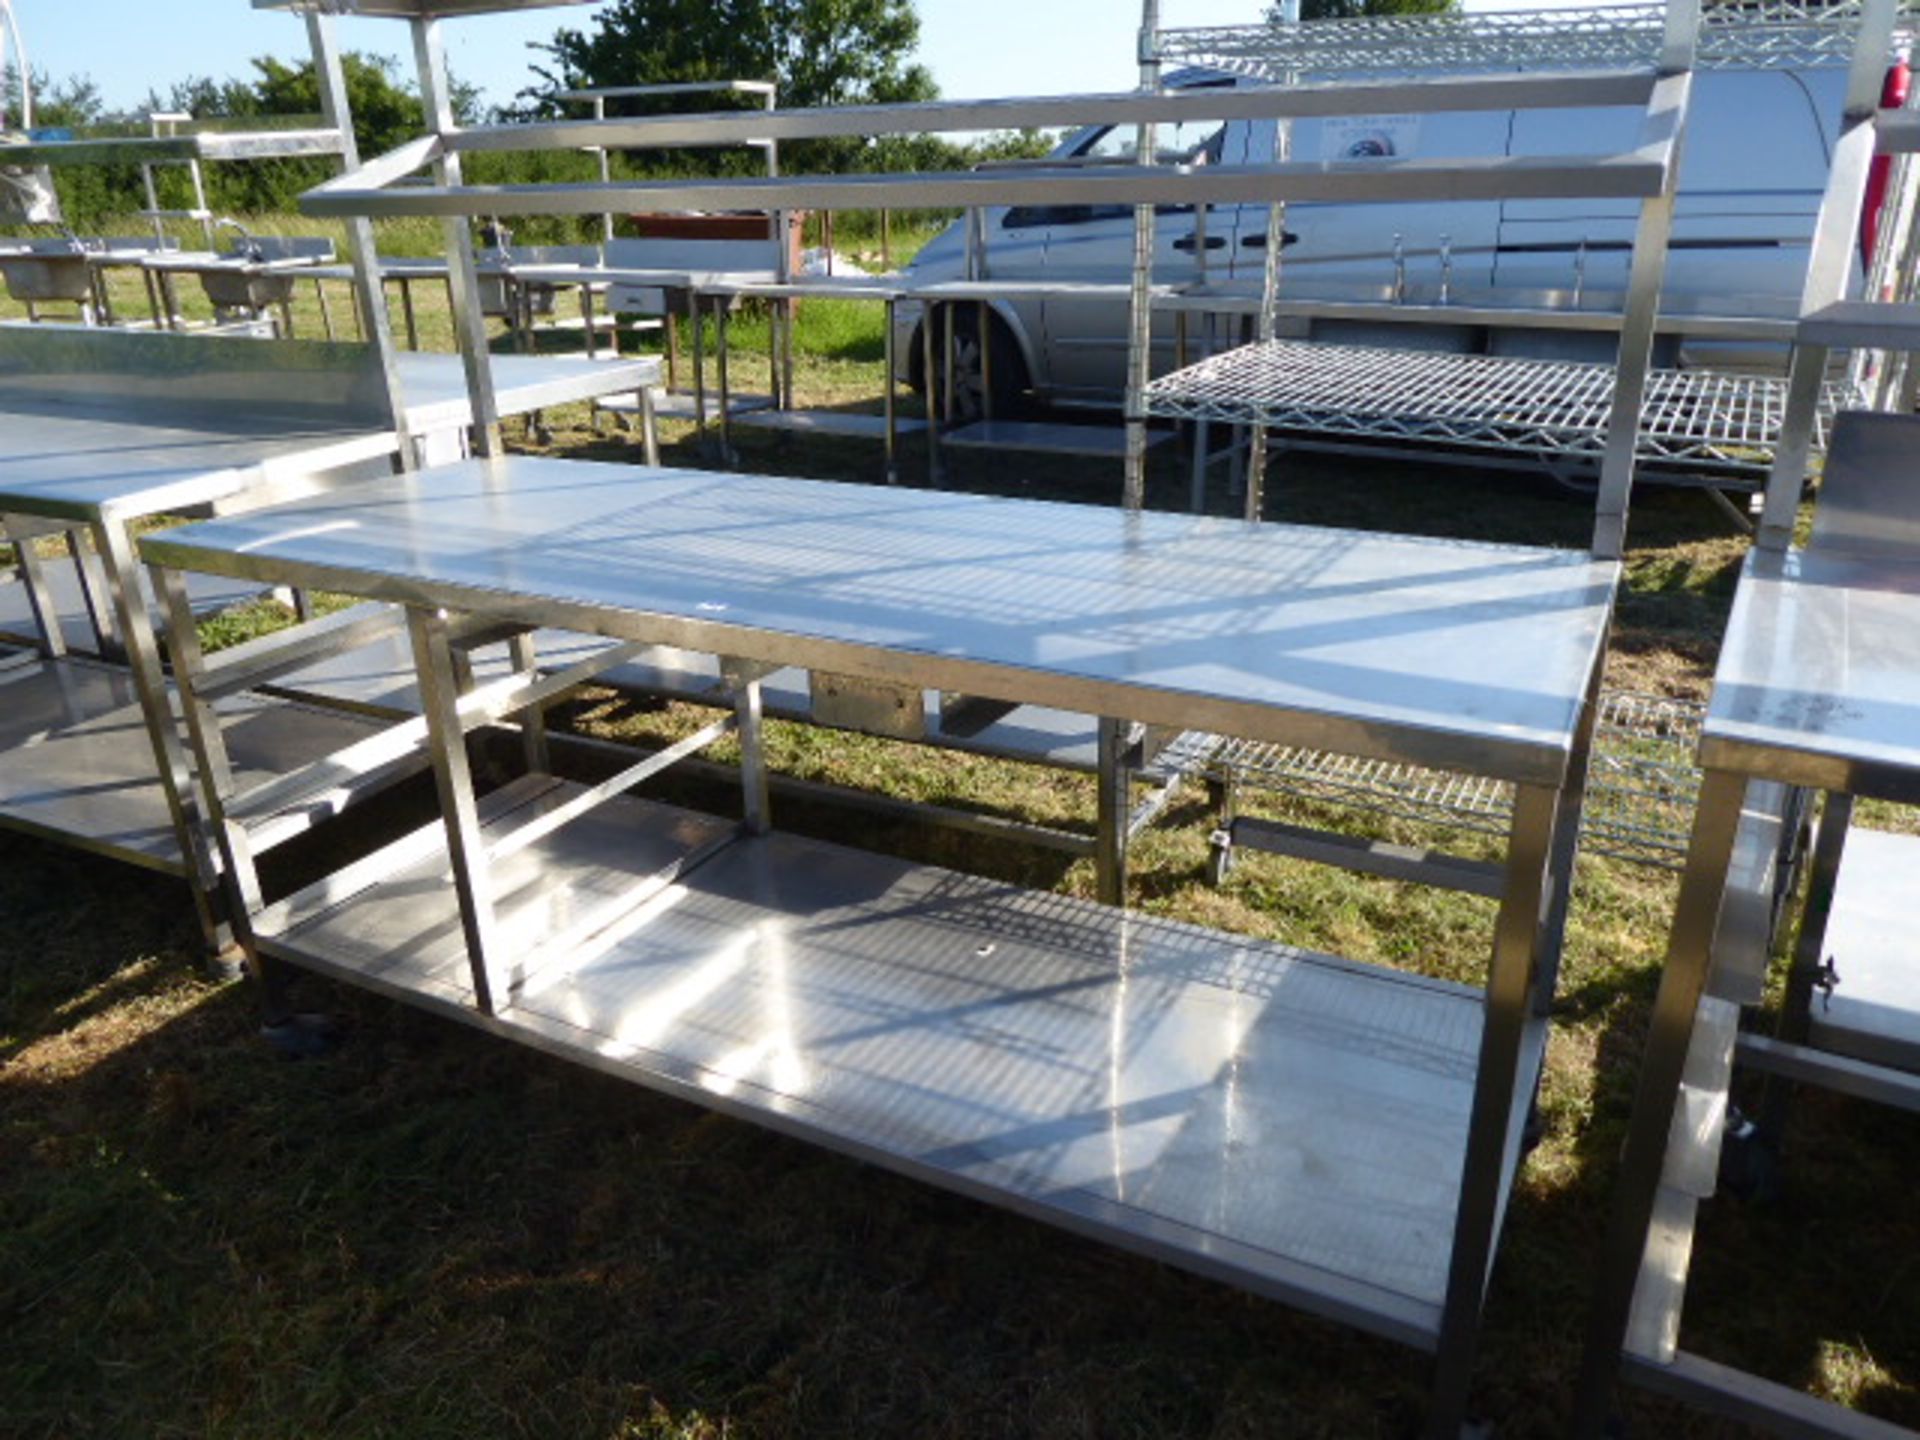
1574 8 1920 1403
141 452 1620 1437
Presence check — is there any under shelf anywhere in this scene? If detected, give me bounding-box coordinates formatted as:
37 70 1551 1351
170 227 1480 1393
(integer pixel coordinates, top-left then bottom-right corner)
942 420 1174 460
1143 340 1854 481
0 653 392 874
1808 827 1920 1071
260 779 1492 1348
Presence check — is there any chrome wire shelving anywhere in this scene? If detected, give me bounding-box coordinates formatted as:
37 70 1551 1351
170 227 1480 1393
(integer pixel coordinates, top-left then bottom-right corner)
1198 689 1706 872
1143 340 1859 483
1159 0 1916 80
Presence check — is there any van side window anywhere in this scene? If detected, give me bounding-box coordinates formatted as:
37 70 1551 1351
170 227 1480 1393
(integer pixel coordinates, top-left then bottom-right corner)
1004 119 1227 230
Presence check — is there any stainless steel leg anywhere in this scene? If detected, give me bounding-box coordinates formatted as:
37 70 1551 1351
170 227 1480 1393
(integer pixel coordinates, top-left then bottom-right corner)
1095 717 1131 907
884 298 899 485
508 630 550 775
6 521 67 659
978 300 994 425
1427 780 1565 1438
640 385 661 468
407 604 508 1015
781 295 796 410
400 277 420 351
724 658 771 836
692 293 709 441
922 306 943 487
717 299 735 468
71 534 121 657
94 518 227 954
1572 767 1753 1438
1533 648 1607 1014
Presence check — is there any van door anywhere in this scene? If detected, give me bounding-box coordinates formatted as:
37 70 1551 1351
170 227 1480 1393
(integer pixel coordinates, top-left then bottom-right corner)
1494 68 1843 330
1235 108 1507 308
1035 108 1244 403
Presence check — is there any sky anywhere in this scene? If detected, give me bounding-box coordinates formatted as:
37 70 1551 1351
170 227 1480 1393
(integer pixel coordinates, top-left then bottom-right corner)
7 0 1543 119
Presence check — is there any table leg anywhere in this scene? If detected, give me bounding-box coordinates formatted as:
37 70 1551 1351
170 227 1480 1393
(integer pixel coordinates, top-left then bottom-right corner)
692 294 709 441
5 520 67 658
717 299 735 467
400 277 420 351
1571 768 1753 1439
314 276 335 340
1428 779 1567 1438
408 605 508 1014
883 298 899 485
94 518 228 954
1094 718 1131 907
922 305 943 487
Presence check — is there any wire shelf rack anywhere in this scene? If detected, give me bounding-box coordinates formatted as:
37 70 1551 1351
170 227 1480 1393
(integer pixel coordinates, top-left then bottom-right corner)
1158 0 1916 80
1142 340 1857 479
1195 689 1705 869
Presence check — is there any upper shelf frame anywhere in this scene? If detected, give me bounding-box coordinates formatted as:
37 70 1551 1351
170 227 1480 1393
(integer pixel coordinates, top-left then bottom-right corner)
299 68 1686 220
253 0 587 17
0 127 349 169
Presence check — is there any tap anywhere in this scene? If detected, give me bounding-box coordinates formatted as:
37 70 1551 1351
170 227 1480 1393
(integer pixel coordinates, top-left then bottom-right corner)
1391 233 1406 304
56 223 88 255
1438 233 1453 305
213 217 264 263
1573 236 1589 308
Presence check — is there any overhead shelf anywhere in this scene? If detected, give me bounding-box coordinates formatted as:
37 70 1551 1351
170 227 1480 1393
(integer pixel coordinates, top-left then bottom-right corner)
1159 0 1918 79
253 0 587 15
1142 339 1856 481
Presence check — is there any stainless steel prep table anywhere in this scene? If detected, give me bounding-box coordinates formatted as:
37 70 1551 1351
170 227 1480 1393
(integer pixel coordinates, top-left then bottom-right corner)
0 330 661 948
144 454 1615 1434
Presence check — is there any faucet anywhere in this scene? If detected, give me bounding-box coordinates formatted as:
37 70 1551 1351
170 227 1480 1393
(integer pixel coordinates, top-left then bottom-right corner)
213 217 264 263
1573 236 1589 308
56 222 88 255
1438 233 1453 305
1391 233 1406 304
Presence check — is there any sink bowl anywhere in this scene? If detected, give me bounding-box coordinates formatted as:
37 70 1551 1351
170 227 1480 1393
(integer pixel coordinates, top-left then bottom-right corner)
0 244 92 303
200 265 301 310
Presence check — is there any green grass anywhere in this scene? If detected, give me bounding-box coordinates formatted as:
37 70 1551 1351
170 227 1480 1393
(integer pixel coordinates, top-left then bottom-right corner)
2 228 1918 1439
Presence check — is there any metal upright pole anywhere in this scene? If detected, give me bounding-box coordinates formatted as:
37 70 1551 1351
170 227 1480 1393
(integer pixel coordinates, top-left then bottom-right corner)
1589 0 1700 562
307 11 415 465
413 17 504 458
1122 0 1162 512
1243 0 1299 524
1755 0 1900 553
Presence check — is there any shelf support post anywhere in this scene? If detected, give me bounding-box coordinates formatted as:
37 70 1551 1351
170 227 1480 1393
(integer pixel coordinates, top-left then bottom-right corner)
409 604 509 1015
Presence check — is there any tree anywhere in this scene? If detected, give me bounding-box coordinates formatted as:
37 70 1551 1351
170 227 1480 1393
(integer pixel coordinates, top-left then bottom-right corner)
519 0 940 173
1265 0 1457 20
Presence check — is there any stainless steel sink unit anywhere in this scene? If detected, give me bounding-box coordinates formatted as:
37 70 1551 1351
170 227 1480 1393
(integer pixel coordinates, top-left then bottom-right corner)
144 457 1617 1439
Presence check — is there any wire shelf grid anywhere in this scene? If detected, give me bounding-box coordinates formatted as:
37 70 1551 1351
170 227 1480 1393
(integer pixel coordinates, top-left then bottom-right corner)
1143 340 1856 477
1190 690 1706 869
1158 0 1916 80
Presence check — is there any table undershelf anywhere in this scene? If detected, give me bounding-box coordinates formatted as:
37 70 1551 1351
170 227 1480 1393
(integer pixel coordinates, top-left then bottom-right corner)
0 652 392 874
260 775 1496 1348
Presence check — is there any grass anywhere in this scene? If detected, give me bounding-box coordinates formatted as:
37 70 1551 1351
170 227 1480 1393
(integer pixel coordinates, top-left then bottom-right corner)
2 227 1918 1439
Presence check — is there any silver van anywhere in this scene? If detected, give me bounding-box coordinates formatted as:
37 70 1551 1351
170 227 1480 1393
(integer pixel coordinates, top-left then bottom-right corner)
893 60 1868 418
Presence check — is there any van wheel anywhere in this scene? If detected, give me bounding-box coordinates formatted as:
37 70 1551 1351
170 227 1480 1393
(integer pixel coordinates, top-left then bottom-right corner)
919 305 1029 425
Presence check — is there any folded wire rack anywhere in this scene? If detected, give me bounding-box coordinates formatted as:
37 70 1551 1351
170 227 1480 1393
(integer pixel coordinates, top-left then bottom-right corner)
1192 689 1706 869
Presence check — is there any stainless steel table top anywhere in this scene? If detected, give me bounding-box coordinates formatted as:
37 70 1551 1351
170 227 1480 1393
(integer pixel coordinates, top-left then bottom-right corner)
0 404 400 524
1700 547 1920 798
395 351 661 432
0 353 655 524
144 457 1618 784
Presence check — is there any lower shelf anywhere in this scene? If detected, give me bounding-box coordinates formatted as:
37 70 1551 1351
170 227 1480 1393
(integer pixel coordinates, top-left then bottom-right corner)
941 420 1174 459
1808 827 1920 1071
0 652 393 874
261 780 1491 1348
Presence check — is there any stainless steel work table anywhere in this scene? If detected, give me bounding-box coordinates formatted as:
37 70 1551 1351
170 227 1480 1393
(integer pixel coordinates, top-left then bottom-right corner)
1578 419 1920 1434
0 327 657 951
144 455 1614 1431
